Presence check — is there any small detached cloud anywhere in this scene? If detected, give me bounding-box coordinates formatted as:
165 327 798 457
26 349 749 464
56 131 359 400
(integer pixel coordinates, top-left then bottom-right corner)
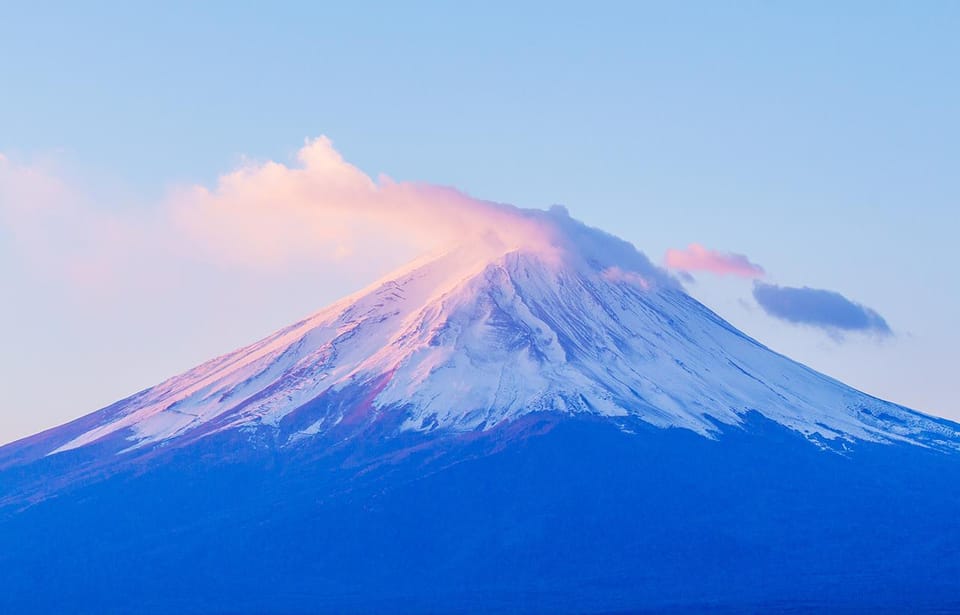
664 243 765 278
752 282 892 337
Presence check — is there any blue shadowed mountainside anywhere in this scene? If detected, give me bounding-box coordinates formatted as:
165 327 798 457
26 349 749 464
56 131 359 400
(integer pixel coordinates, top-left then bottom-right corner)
2 414 959 614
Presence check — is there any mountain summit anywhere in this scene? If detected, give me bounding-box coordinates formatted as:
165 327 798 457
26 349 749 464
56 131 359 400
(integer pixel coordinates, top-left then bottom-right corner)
25 208 958 461
2 208 959 614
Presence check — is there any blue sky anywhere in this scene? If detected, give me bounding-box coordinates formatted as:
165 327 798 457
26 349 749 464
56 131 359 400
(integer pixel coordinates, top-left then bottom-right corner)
1 2 958 443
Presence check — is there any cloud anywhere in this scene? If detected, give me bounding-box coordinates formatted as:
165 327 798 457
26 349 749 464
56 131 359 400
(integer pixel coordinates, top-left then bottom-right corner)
2 136 673 297
168 136 562 270
752 282 892 336
664 243 765 278
0 138 548 285
661 240 889 340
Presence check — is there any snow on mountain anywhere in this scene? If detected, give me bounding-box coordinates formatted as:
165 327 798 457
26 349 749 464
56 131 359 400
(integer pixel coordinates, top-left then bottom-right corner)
48 207 959 456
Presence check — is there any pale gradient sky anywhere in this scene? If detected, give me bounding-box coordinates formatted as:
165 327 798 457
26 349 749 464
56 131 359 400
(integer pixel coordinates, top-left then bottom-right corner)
1 2 958 444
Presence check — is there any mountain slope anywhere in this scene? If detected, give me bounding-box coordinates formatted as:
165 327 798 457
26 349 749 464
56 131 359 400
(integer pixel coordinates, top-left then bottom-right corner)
12 208 957 467
1 207 959 614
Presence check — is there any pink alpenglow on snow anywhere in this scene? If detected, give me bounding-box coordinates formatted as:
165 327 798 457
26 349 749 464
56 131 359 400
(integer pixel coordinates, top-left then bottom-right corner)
664 243 765 278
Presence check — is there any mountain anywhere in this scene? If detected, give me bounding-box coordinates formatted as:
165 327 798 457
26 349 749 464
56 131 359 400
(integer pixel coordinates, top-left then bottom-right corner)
2 207 959 614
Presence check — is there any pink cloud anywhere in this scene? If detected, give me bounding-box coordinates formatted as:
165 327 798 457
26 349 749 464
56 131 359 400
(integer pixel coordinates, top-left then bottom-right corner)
664 243 765 278
0 137 562 294
3 137 676 304
169 136 557 270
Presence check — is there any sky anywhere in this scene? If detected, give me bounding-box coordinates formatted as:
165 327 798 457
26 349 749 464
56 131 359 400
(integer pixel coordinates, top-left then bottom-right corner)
1 2 958 444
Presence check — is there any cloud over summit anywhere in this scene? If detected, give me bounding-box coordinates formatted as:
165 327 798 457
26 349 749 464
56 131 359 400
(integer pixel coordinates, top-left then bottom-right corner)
1 137 672 296
170 136 557 269
1 138 546 279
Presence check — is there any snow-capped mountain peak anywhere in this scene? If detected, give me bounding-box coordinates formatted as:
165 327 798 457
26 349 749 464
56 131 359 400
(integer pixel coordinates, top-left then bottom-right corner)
48 209 959 455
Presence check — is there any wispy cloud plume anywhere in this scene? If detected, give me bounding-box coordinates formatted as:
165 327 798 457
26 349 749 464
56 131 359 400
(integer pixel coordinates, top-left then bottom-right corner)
0 137 561 293
169 137 555 270
664 243 765 278
752 282 892 337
